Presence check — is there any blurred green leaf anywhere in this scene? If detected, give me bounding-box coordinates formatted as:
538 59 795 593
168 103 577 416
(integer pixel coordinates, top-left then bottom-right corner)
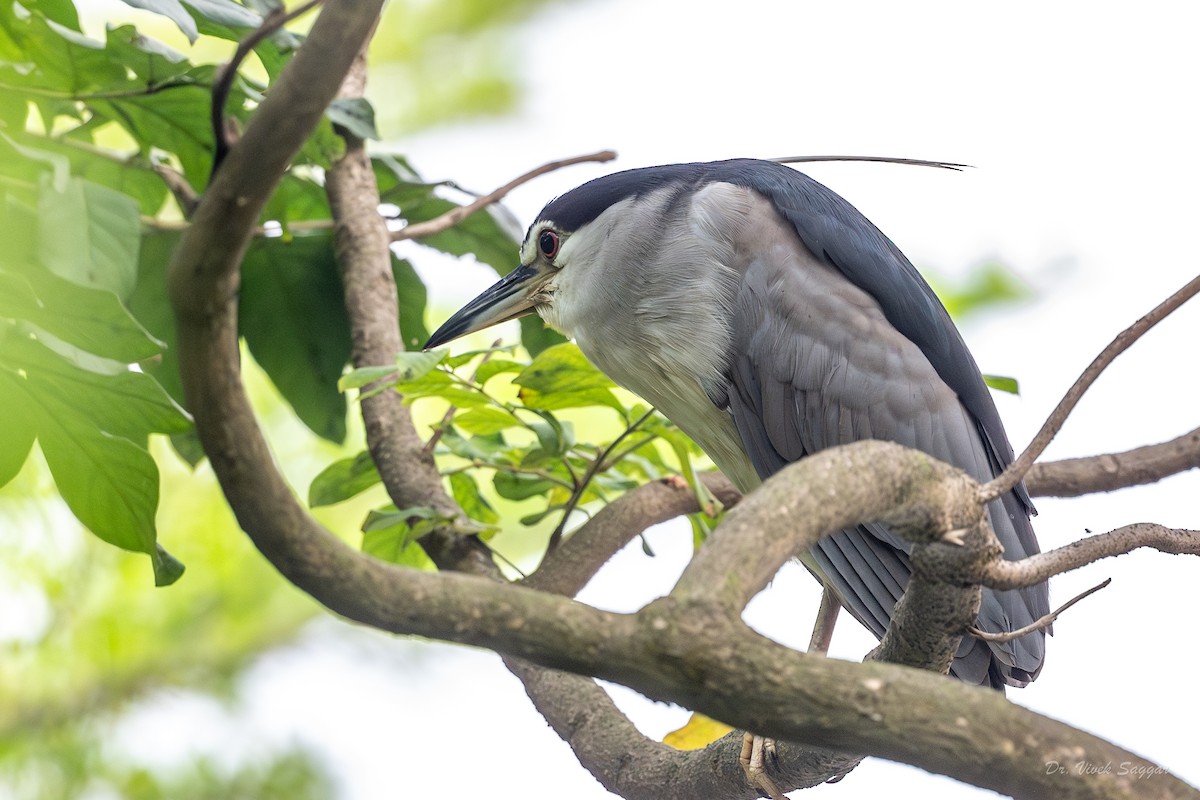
984 374 1020 395
493 471 556 501
448 471 497 525
930 261 1031 320
118 0 200 42
36 175 140 299
308 450 382 508
453 406 519 435
239 234 353 443
393 256 430 349
327 97 378 141
519 314 567 357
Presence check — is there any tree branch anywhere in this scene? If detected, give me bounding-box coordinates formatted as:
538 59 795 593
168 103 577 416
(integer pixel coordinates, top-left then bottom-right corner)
1026 426 1200 497
983 523 1200 591
982 273 1200 503
324 36 489 573
525 473 740 596
391 150 617 242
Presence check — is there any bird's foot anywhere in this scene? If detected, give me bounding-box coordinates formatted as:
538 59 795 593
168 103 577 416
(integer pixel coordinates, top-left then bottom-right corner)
661 474 689 491
739 732 786 800
941 527 969 546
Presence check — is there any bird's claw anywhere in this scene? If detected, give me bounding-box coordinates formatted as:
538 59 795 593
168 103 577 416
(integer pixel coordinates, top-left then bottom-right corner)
740 732 786 800
941 527 968 546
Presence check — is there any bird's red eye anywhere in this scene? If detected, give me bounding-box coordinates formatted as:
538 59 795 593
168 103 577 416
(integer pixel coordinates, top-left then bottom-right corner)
538 230 560 259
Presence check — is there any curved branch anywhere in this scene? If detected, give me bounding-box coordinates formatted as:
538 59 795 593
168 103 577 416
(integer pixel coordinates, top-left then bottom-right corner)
983 273 1200 503
1026 426 1200 498
674 443 981 612
392 150 617 243
525 472 739 596
983 523 1200 591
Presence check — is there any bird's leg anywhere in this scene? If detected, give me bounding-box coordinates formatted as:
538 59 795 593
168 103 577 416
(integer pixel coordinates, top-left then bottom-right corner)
741 586 843 797
740 731 786 800
807 584 841 655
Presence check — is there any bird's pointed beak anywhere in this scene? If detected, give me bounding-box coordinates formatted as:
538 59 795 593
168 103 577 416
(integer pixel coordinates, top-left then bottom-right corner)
424 263 551 350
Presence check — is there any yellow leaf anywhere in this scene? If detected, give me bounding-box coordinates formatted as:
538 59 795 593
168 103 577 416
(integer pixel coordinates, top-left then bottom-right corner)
663 712 734 750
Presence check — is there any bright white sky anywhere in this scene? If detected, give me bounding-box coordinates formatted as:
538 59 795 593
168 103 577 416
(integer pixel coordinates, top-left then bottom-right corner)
115 1 1200 798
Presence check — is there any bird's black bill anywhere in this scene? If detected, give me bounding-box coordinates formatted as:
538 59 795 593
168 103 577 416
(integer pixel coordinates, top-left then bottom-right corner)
424 264 544 350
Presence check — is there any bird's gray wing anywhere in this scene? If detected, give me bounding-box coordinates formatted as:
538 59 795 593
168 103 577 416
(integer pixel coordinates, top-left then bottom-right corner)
713 182 1047 687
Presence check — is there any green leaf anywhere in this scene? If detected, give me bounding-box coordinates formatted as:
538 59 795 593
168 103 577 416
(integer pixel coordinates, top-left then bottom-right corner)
90 80 217 188
262 174 330 233
929 262 1032 320
150 543 186 586
36 411 169 572
373 155 521 275
22 0 82 31
104 24 191 85
118 0 200 42
513 342 623 412
393 369 490 407
308 451 382 508
338 365 398 393
127 229 185 404
392 256 429 350
519 315 568 358
180 0 262 31
983 374 1020 395
239 234 353 443
360 506 443 568
326 97 378 141
3 334 191 440
7 130 168 215
448 471 497 525
438 429 508 461
452 406 519 436
473 358 524 384
0 370 38 487
0 269 165 363
493 471 555 501
393 349 445 381
36 176 140 299
3 11 127 95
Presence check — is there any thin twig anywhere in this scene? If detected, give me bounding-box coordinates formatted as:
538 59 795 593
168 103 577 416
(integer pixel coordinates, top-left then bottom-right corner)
422 339 503 456
211 0 325 177
392 150 617 242
544 407 656 554
968 578 1112 643
771 155 971 171
981 272 1200 503
151 164 200 217
982 523 1200 591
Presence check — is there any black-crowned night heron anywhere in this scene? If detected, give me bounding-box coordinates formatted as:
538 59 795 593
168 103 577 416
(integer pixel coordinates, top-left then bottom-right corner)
426 158 1048 689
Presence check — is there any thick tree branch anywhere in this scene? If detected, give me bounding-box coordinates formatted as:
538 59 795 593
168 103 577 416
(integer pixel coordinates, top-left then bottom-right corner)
675 445 981 613
983 273 1200 503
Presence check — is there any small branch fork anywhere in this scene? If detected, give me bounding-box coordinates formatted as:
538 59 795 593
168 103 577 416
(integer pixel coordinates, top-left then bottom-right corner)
168 4 1200 797
968 578 1112 643
211 0 325 176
